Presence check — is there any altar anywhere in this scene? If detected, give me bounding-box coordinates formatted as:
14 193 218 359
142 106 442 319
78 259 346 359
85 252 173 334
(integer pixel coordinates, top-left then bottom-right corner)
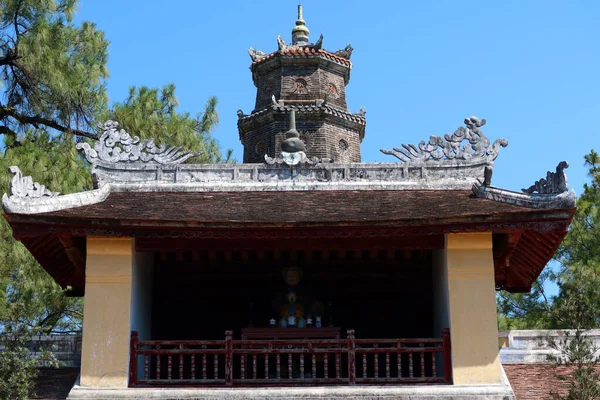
241 327 341 340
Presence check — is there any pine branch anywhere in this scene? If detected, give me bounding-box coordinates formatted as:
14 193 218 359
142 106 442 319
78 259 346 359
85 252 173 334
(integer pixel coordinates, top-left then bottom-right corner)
0 106 98 139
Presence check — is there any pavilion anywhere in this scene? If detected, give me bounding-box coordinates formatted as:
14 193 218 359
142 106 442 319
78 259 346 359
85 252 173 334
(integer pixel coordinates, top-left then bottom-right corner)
2 5 576 400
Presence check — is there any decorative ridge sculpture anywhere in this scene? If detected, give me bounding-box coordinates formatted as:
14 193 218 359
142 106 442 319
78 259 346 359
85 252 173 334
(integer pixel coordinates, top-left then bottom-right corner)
76 120 201 165
522 161 569 194
265 110 320 166
472 161 576 210
4 166 59 199
380 117 508 163
2 166 110 215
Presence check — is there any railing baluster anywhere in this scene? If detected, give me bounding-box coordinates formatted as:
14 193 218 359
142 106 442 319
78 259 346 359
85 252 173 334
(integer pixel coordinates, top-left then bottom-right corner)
144 354 149 380
374 353 379 378
241 354 246 380
276 353 281 380
300 353 305 379
442 328 453 384
129 332 139 387
168 354 172 380
265 354 270 379
420 344 425 377
386 352 390 378
288 353 293 379
408 353 413 378
202 354 207 380
156 347 161 379
347 330 356 385
179 346 184 380
432 350 437 378
397 341 402 378
191 354 196 380
253 354 257 379
336 353 340 378
225 331 233 385
312 354 316 379
324 352 329 378
362 353 367 378
214 354 219 380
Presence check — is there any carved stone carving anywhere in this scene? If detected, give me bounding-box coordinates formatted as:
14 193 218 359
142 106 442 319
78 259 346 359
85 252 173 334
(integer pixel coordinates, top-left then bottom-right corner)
77 120 201 164
6 166 59 198
248 47 266 62
522 161 569 194
2 166 111 215
277 35 287 52
314 34 323 50
265 152 319 167
380 117 508 163
334 44 353 59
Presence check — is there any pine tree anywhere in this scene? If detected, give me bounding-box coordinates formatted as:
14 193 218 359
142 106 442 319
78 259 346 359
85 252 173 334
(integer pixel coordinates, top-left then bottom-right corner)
0 0 109 140
0 2 229 397
106 84 233 163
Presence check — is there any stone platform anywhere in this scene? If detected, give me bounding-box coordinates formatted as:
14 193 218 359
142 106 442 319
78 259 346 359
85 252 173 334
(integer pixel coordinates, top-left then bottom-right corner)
67 384 515 400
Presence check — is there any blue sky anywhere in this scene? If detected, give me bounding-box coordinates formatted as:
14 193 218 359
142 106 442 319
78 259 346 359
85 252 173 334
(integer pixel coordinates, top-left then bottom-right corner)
74 0 599 195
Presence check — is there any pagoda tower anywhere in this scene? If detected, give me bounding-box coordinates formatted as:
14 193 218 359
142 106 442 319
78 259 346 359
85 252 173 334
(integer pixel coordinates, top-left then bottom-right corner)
238 5 366 163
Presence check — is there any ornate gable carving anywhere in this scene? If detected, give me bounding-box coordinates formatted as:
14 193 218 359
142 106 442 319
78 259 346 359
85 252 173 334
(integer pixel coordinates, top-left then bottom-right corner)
381 117 508 163
77 120 201 165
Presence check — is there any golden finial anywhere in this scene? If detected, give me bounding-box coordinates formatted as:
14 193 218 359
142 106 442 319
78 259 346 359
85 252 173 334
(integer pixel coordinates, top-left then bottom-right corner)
292 3 309 45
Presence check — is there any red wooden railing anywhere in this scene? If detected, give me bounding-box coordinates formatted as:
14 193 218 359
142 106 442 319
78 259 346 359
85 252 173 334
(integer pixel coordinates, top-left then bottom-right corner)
129 329 452 387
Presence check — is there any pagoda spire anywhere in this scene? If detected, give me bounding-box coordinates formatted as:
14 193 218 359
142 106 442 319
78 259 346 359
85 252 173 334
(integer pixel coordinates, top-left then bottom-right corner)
291 3 310 46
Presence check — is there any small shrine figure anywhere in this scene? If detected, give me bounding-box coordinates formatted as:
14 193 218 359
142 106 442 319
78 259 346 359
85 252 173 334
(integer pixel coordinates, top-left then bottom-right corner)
279 291 305 328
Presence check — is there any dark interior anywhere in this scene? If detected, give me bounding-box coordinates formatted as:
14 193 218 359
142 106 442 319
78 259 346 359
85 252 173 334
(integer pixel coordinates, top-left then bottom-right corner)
151 248 434 340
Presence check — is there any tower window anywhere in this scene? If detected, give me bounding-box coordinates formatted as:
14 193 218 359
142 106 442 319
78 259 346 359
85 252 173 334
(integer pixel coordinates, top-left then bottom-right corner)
293 78 308 94
339 139 349 153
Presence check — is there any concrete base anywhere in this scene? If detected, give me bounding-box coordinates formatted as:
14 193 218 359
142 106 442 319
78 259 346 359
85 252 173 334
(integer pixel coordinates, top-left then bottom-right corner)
67 384 515 400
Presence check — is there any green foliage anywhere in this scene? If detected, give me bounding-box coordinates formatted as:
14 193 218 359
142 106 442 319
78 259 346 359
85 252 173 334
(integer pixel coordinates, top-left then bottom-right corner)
0 132 89 336
0 3 231 397
0 0 109 139
0 330 60 400
106 84 233 163
547 329 600 400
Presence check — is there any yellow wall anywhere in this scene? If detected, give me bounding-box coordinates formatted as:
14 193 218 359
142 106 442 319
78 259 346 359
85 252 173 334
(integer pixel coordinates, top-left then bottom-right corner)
446 233 502 385
80 237 133 388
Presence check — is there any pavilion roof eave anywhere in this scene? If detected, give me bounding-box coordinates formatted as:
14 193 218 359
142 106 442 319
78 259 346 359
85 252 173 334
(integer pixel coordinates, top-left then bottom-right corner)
0 117 578 295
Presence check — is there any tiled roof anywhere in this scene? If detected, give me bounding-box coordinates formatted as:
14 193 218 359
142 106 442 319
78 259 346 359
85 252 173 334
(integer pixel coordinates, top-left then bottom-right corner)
239 102 366 126
42 190 529 224
251 46 352 68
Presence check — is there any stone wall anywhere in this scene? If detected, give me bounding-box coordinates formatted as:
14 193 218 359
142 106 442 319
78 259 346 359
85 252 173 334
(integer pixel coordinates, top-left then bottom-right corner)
499 329 600 363
0 335 83 367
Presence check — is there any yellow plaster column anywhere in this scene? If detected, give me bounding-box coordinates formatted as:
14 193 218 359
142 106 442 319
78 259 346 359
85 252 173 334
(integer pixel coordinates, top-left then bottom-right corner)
446 233 502 385
80 237 133 388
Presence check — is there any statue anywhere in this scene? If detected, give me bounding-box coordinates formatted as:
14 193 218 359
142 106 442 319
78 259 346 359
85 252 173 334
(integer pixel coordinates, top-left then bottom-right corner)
282 266 303 287
279 291 305 328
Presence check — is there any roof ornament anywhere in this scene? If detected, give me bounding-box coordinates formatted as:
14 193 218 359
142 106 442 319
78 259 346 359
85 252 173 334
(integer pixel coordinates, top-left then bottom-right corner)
291 4 310 46
77 120 201 165
265 110 319 166
314 34 324 50
380 117 508 163
522 161 569 194
2 165 110 215
277 35 287 52
334 44 354 60
248 47 266 62
472 161 576 210
4 166 59 199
